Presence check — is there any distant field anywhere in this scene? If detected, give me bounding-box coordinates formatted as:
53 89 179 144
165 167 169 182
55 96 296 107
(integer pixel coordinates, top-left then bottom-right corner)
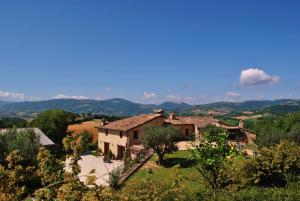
67 120 102 142
233 114 263 120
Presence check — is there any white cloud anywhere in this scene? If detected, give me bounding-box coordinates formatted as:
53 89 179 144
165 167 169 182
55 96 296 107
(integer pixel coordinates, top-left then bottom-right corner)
226 92 241 98
166 94 196 103
166 94 178 100
53 94 89 100
105 87 111 91
240 68 280 86
214 92 242 102
256 94 265 100
0 90 33 101
143 92 157 99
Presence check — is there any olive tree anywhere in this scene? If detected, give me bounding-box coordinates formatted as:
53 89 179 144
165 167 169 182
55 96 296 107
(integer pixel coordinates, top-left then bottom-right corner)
142 126 181 165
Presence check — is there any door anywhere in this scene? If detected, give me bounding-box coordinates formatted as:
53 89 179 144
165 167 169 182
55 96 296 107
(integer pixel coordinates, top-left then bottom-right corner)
117 145 125 160
104 142 109 155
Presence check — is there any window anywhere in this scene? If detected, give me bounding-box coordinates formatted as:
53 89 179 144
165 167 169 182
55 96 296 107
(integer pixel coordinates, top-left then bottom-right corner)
105 129 108 136
120 131 123 138
133 131 138 139
185 129 189 136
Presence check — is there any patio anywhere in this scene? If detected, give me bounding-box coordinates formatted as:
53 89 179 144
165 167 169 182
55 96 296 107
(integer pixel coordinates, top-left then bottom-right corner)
65 154 124 186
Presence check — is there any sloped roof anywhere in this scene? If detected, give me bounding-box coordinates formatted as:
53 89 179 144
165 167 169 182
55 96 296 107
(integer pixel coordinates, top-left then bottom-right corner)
0 128 55 146
98 114 163 131
165 116 219 128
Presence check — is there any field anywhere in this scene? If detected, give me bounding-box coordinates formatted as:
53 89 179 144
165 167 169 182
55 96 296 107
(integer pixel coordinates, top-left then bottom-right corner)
126 151 206 193
67 120 102 143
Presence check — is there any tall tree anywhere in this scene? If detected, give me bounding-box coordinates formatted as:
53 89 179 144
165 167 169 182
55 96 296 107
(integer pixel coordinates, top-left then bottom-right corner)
142 126 181 165
32 109 76 144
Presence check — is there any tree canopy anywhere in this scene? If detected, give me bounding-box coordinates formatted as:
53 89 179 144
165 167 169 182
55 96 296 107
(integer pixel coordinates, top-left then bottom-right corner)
0 128 39 164
142 125 181 165
254 112 300 146
32 109 76 145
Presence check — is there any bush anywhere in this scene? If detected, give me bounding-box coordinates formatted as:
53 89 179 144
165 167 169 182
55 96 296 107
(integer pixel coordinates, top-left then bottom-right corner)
228 186 300 201
87 143 97 151
91 150 98 157
243 140 300 187
109 170 120 190
103 151 113 163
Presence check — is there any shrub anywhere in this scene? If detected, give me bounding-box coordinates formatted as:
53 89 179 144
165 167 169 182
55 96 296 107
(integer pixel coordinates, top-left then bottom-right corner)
103 151 113 163
87 143 97 151
243 140 300 187
228 186 300 201
108 170 120 190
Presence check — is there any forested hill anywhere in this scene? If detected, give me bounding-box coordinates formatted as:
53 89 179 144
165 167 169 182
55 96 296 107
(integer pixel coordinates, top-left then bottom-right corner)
0 101 11 107
193 99 297 111
0 98 192 117
0 98 300 118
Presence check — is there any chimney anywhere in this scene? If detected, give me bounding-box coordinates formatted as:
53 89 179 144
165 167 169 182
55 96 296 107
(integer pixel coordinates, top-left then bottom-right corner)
169 112 176 120
153 109 164 114
239 120 244 128
101 119 108 126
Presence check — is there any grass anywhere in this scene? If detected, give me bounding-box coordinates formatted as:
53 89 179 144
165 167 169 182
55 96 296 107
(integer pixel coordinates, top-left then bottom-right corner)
126 150 206 193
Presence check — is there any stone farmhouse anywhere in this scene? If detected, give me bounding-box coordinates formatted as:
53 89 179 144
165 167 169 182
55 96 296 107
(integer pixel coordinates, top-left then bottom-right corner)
97 111 256 159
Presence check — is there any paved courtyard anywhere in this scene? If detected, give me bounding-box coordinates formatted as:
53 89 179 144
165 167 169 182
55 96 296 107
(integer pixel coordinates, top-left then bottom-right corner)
176 140 194 150
65 155 124 186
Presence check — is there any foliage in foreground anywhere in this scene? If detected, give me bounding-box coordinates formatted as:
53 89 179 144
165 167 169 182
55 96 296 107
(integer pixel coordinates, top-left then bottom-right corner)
0 128 39 163
243 140 300 187
191 126 234 199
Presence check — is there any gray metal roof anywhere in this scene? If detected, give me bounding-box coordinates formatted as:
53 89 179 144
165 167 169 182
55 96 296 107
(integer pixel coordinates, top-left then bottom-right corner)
0 128 55 146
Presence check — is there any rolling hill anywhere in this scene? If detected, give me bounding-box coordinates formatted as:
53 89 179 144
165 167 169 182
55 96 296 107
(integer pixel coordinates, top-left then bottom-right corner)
192 99 296 111
0 98 299 118
0 101 12 107
0 98 192 117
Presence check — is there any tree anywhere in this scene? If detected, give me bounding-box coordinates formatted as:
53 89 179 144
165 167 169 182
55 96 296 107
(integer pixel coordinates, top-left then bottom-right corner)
32 110 76 144
254 112 300 147
0 128 39 164
36 148 64 187
62 132 92 155
0 150 36 201
0 117 27 128
142 126 181 165
190 125 232 200
286 122 300 144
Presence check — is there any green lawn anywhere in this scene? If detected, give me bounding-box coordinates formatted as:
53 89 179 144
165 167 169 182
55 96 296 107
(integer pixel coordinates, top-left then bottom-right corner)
126 150 206 193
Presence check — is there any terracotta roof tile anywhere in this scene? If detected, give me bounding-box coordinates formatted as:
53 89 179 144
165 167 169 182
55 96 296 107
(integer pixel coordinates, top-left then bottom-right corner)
164 116 219 128
98 114 163 131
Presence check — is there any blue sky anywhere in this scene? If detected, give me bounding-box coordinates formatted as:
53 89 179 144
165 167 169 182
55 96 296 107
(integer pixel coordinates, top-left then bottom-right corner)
0 0 300 104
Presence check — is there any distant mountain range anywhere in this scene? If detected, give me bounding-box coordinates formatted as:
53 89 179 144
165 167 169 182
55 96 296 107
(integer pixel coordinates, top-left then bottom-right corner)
193 99 298 111
0 101 11 107
0 98 299 118
0 98 192 117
